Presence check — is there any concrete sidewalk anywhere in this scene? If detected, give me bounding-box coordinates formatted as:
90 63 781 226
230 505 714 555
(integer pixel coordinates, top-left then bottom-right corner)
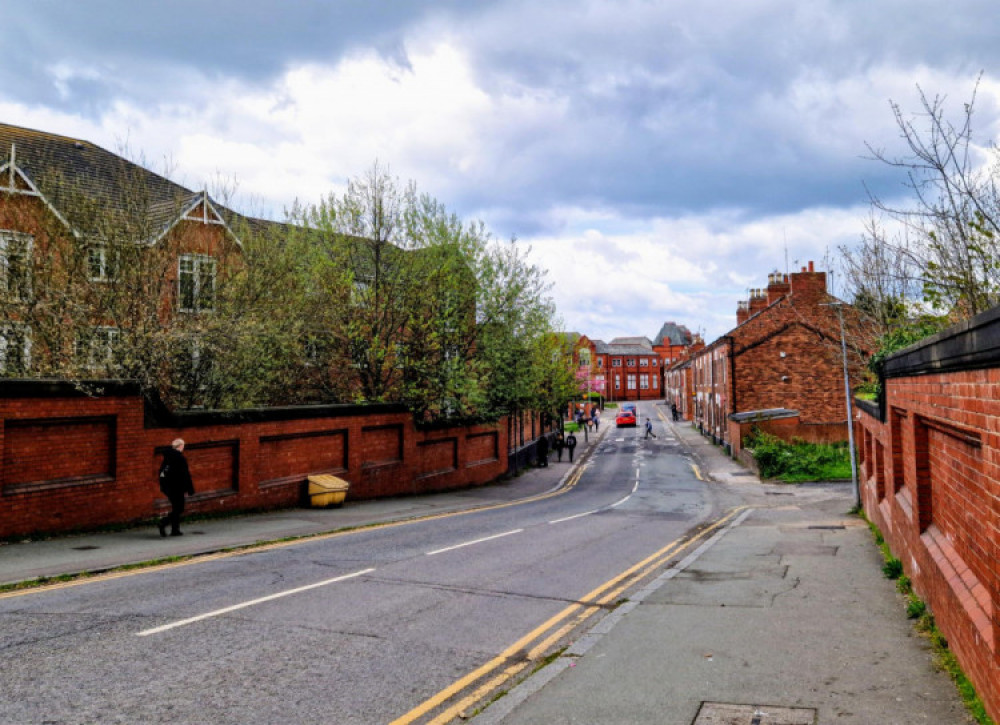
0 416 610 586
475 416 973 724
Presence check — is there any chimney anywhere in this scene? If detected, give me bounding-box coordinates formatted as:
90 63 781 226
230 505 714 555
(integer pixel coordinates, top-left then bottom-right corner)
790 260 827 304
766 272 790 304
736 300 749 326
748 288 768 316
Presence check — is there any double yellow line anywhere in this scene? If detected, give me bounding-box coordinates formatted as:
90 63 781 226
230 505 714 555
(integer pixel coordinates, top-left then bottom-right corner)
391 506 748 725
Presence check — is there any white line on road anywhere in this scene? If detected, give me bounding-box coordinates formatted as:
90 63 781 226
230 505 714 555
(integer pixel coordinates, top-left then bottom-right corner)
549 511 596 524
136 568 375 637
609 496 630 508
426 529 523 556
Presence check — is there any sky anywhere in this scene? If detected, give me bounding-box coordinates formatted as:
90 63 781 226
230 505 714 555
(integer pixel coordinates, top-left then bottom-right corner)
2 0 999 343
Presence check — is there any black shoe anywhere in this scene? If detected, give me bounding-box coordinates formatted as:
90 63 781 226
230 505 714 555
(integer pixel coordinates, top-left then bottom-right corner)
170 530 183 537
158 520 167 538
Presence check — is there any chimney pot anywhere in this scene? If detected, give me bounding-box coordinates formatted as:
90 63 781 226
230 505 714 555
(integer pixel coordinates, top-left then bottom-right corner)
808 261 814 272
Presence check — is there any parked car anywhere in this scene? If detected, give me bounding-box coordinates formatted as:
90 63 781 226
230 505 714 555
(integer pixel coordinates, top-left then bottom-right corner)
616 411 637 427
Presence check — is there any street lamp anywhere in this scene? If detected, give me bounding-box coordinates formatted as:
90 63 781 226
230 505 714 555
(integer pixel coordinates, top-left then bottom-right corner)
822 301 860 508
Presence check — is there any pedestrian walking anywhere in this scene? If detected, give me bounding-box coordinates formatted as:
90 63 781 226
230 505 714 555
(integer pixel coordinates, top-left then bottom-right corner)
592 409 600 431
644 418 657 439
671 402 679 421
158 438 195 537
536 434 549 467
565 432 577 462
554 431 565 462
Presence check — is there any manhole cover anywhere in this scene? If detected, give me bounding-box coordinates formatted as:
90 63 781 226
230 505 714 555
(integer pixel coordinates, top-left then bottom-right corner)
71 546 100 551
693 702 816 724
731 471 755 476
807 525 845 530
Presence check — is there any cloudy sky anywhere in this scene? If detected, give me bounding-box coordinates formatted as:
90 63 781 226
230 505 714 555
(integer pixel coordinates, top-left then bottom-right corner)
2 1 998 342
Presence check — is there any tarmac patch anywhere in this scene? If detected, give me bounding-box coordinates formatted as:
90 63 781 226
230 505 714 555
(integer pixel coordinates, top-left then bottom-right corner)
692 701 816 724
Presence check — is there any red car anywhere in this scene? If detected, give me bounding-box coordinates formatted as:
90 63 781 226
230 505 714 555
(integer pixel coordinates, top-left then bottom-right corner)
615 411 637 427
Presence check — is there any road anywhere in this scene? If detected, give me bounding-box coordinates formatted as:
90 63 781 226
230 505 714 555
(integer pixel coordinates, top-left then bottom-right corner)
0 404 733 725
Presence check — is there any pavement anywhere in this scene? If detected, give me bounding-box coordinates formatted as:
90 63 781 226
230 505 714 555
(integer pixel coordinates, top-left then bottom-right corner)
0 408 973 724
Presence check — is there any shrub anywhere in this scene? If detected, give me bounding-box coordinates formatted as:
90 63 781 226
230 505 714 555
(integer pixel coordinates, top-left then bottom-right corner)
743 427 852 481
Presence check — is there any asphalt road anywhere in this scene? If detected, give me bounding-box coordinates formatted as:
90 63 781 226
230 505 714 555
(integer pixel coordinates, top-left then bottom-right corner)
0 405 729 725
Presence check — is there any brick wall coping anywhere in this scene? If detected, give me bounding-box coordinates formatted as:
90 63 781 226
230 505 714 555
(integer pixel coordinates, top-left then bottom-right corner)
728 407 798 423
885 303 1000 378
854 397 880 421
0 378 409 427
0 378 141 397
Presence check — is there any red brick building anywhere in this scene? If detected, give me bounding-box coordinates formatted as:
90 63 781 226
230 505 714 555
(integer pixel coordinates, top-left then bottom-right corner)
689 261 865 453
568 326 699 404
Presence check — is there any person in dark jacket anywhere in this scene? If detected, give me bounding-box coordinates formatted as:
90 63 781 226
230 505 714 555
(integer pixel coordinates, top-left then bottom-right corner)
536 434 549 467
158 438 195 537
565 432 577 462
553 431 565 462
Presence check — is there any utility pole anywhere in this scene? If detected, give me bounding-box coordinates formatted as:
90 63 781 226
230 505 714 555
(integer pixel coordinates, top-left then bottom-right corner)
823 302 860 508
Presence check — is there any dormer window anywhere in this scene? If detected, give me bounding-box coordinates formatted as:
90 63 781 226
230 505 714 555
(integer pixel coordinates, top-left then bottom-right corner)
0 231 32 301
179 254 216 312
88 245 115 282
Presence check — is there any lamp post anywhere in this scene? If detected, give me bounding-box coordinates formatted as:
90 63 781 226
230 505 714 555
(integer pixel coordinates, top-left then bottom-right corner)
823 302 860 509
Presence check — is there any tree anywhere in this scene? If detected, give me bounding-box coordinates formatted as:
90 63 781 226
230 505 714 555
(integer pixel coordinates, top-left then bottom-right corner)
862 77 1000 319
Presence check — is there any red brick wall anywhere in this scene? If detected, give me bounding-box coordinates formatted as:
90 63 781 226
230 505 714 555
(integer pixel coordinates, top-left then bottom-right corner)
857 368 1000 721
0 384 509 538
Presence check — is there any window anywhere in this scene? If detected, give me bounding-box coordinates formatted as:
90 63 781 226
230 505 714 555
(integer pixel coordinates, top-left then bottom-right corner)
0 231 32 301
611 358 622 367
88 245 116 282
640 374 649 389
627 358 636 367
652 375 658 389
75 326 121 371
0 322 30 374
578 349 591 368
627 374 636 390
640 358 648 367
179 254 216 311
596 357 603 368
615 374 621 390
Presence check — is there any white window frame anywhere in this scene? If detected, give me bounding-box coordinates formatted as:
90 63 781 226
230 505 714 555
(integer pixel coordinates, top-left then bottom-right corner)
611 358 622 367
627 374 637 390
76 326 121 371
615 374 621 390
627 358 636 367
0 230 33 301
88 245 113 282
178 254 217 312
640 358 648 367
0 322 31 373
640 374 649 390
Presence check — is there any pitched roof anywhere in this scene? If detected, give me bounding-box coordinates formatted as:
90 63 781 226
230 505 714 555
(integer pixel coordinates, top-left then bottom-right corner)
609 336 652 349
607 344 656 356
592 339 610 354
652 321 693 346
0 122 242 243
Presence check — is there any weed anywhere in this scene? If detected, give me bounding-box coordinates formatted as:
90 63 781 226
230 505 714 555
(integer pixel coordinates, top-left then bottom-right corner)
896 574 912 595
906 595 927 619
882 556 903 579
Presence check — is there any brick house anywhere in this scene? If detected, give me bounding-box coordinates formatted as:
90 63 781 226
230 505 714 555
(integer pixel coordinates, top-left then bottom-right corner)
0 122 246 376
690 261 865 454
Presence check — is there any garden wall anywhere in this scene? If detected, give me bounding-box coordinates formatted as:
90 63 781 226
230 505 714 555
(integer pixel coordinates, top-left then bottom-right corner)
0 380 508 538
855 304 1000 721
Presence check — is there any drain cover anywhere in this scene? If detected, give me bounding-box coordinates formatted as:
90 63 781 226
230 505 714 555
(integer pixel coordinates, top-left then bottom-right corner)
693 702 816 724
71 545 100 551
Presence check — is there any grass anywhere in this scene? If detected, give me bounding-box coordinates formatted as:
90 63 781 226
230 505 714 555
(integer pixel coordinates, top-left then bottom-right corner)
743 427 852 482
860 512 996 725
